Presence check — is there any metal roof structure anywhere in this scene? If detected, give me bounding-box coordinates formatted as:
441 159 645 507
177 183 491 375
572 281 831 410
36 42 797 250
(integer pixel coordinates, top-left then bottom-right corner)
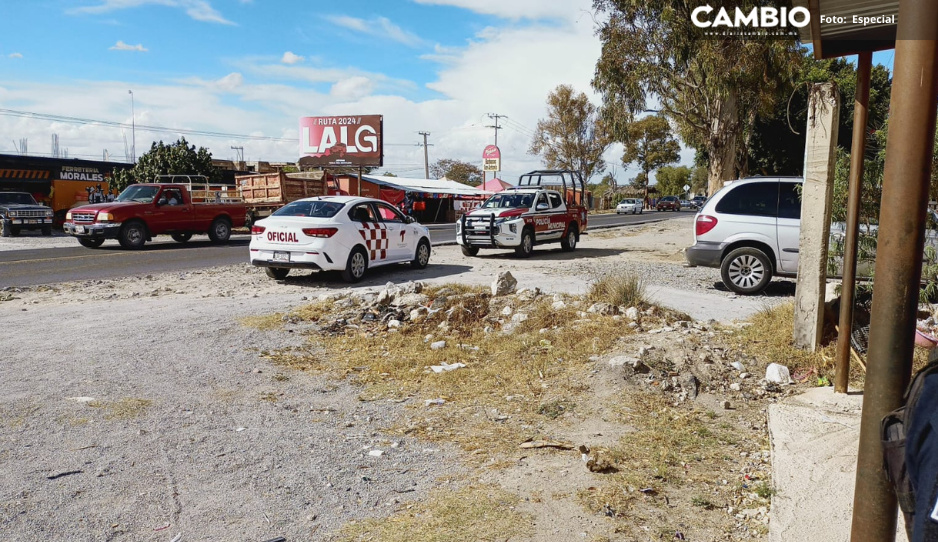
792 0 898 58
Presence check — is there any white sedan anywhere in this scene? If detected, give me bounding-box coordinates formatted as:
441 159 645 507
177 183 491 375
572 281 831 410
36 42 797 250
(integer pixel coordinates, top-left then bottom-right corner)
249 196 432 282
616 198 643 214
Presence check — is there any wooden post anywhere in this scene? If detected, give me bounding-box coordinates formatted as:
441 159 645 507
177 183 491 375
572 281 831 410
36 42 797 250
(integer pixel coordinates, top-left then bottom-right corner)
793 82 840 350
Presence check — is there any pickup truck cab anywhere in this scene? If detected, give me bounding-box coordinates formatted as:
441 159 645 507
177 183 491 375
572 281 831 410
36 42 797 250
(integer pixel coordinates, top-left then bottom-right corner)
0 191 54 237
63 183 247 249
457 170 589 257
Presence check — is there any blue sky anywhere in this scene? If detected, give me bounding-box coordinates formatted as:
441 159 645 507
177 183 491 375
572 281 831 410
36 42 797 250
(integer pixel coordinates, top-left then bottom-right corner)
0 1 895 183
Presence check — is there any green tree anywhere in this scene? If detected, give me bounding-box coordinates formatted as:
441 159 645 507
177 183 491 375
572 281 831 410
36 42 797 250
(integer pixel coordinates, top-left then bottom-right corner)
690 165 708 196
111 137 221 192
655 165 691 197
592 0 800 196
621 115 680 200
529 84 610 182
746 48 892 176
429 159 483 185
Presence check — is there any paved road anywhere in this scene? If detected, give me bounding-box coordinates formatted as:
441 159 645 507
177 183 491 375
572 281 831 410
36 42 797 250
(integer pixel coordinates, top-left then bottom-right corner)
0 211 687 289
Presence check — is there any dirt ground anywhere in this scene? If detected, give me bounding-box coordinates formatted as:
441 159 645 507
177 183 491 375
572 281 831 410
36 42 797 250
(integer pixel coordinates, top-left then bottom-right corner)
0 217 787 541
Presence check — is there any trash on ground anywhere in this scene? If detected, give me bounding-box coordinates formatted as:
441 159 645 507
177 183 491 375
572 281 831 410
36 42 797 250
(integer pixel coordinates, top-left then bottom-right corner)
430 362 466 373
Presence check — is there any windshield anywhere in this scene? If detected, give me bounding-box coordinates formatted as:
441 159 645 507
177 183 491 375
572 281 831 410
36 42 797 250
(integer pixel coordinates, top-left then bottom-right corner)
272 200 345 218
116 185 160 203
481 193 535 209
0 192 38 205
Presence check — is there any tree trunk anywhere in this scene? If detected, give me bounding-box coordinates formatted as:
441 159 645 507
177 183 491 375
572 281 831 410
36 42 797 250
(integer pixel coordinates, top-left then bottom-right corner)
707 91 740 196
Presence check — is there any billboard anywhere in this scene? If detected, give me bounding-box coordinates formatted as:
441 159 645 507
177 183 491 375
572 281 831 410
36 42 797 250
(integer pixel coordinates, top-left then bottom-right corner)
482 145 501 172
299 115 383 167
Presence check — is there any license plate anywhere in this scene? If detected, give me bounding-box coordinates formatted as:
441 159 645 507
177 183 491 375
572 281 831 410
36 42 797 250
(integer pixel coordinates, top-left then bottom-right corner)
273 251 290 262
27 219 38 224
75 225 85 234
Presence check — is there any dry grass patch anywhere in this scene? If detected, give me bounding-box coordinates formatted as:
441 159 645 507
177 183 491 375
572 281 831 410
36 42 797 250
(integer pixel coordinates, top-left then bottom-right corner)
87 398 153 420
587 271 648 309
272 283 637 457
336 483 532 542
580 391 769 538
238 313 286 331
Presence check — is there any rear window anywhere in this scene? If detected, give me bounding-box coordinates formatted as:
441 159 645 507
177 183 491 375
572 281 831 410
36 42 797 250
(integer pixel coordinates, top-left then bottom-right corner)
273 200 344 218
715 182 778 217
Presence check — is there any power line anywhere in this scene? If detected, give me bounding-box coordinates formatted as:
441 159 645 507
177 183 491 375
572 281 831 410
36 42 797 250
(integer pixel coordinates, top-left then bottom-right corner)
485 113 505 146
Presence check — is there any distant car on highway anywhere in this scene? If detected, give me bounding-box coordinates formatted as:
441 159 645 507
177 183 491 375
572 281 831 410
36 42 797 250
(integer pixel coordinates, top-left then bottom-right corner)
615 198 643 215
680 199 694 210
656 196 681 212
692 195 707 209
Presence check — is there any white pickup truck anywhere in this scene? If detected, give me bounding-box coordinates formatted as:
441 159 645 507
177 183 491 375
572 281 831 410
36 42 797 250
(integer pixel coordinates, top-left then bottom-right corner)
456 170 589 257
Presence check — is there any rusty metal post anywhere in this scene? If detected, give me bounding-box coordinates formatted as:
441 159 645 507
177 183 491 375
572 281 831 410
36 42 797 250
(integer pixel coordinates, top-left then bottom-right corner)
850 8 938 541
835 51 873 394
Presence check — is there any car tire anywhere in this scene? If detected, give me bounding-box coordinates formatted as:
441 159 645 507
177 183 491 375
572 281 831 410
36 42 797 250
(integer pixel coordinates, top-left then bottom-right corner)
9 226 20 237
208 218 231 243
412 238 431 269
721 247 773 295
41 225 52 236
118 220 147 249
78 238 105 248
265 267 290 280
560 224 578 252
0 221 9 238
171 233 193 243
515 228 534 258
342 246 368 283
461 245 479 257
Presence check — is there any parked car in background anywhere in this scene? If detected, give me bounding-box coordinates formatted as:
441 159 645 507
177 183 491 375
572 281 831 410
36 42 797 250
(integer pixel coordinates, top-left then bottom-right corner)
692 195 707 209
656 196 681 212
685 177 802 294
616 198 643 214
680 199 694 210
0 191 54 237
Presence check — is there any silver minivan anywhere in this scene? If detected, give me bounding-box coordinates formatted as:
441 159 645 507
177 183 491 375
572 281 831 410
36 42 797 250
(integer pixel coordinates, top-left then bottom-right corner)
685 177 802 294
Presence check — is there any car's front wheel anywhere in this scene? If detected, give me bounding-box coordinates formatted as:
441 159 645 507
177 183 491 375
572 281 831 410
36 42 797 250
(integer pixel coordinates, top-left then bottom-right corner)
412 238 431 269
515 228 534 258
118 221 147 249
461 245 479 257
721 247 773 295
560 224 578 252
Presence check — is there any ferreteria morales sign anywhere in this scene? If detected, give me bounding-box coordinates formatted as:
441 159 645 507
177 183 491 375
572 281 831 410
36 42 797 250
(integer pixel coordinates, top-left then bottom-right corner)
299 115 383 167
59 165 107 182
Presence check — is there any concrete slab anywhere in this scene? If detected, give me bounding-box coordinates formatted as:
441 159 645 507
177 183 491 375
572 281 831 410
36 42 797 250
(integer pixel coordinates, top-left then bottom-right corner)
768 387 908 541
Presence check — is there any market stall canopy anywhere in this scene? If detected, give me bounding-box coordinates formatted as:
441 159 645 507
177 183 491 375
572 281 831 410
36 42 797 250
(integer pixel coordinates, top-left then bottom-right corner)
792 0 897 59
476 178 513 192
362 175 493 196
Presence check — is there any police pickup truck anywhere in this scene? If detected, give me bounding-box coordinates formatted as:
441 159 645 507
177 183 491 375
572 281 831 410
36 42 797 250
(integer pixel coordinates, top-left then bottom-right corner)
456 170 589 257
0 192 54 237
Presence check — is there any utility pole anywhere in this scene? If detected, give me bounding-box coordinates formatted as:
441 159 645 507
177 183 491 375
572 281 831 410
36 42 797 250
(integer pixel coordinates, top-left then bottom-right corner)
128 90 136 163
231 146 244 163
418 131 432 179
485 113 504 146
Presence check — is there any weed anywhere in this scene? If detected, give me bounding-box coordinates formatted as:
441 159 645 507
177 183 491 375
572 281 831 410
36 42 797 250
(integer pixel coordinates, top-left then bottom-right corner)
238 313 285 331
691 496 714 509
587 272 647 308
260 392 279 403
87 398 152 420
755 482 776 499
537 399 574 419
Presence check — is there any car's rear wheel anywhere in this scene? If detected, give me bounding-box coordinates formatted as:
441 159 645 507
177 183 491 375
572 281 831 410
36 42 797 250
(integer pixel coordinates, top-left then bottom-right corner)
208 218 231 243
265 267 290 280
461 245 479 257
171 233 192 243
118 221 147 249
560 224 578 252
412 238 431 269
78 238 105 248
342 246 368 283
721 247 773 295
515 228 534 258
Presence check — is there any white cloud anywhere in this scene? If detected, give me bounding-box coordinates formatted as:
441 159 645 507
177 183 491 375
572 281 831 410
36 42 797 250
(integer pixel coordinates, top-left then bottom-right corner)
109 41 149 52
323 15 425 47
280 51 304 65
330 77 375 101
70 0 235 25
413 0 592 21
9 53 23 59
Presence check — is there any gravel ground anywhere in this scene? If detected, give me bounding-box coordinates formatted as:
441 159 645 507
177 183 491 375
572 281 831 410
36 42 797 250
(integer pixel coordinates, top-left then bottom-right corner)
0 217 796 540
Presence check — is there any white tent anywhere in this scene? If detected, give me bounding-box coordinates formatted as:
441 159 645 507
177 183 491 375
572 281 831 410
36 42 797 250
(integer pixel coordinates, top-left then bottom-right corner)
363 175 493 196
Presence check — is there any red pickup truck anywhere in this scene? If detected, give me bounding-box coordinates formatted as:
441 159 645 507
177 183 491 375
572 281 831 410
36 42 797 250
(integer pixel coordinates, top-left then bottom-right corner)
63 183 247 249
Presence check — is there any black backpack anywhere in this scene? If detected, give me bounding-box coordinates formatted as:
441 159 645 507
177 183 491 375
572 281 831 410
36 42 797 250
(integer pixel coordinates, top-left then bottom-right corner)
881 348 938 539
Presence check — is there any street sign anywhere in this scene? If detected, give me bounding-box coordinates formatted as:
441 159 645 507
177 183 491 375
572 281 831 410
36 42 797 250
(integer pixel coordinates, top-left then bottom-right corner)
483 145 501 172
683 184 690 192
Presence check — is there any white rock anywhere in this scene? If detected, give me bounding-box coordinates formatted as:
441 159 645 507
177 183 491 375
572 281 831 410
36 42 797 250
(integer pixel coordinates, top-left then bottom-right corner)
430 340 446 350
625 307 640 320
730 383 742 391
491 271 518 296
387 320 401 329
552 300 567 310
511 313 528 323
501 306 513 316
765 363 794 384
369 449 385 457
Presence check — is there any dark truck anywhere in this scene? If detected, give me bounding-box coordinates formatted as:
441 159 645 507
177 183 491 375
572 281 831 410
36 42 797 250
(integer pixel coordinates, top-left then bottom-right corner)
63 183 247 249
0 192 54 237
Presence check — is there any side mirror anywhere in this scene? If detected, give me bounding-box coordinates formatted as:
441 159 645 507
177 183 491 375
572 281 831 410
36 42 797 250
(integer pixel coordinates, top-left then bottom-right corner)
157 197 167 206
404 215 416 224
536 203 549 211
